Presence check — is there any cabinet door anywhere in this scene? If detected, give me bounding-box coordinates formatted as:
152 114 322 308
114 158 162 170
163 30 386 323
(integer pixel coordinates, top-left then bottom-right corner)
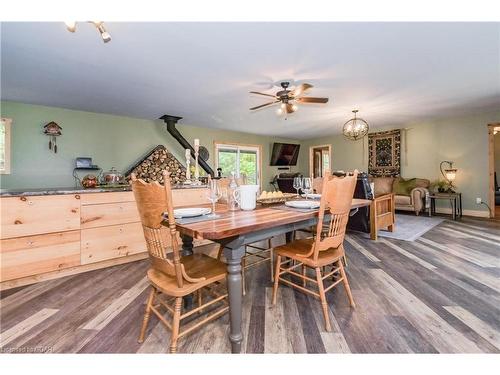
80 201 140 229
80 222 147 264
0 195 81 239
0 230 81 281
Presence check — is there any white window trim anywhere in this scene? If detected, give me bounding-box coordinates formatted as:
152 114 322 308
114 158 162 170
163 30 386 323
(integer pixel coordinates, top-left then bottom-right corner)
214 141 262 187
1 118 12 175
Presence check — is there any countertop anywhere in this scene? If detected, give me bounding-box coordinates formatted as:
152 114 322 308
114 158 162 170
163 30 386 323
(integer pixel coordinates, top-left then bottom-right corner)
0 184 208 197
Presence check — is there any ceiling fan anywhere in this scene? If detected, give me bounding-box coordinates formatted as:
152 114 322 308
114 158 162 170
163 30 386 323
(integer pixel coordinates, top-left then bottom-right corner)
249 81 329 115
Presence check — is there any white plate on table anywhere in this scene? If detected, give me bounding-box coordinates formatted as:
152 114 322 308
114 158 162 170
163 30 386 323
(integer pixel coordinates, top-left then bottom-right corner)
301 193 322 200
285 200 320 209
173 207 211 218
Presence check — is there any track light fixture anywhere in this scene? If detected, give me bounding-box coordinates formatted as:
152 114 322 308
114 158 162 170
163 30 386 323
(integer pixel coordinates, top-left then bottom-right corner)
64 21 111 43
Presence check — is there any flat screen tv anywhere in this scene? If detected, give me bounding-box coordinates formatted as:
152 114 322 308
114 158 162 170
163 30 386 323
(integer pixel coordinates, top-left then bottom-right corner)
270 143 300 166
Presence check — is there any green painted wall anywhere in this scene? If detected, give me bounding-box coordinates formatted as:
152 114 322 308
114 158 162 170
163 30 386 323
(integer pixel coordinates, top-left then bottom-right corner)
299 111 500 214
0 101 299 190
2 100 497 215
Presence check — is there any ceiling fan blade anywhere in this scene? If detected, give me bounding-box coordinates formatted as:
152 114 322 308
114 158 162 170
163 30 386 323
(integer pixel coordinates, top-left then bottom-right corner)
290 83 313 97
249 91 277 98
296 97 329 104
249 100 280 110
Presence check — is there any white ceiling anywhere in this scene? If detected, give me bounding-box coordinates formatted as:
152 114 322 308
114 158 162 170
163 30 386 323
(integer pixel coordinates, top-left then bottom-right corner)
1 22 499 139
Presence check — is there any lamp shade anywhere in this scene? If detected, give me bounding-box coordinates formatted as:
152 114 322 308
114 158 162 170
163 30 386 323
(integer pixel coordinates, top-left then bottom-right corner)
444 168 457 182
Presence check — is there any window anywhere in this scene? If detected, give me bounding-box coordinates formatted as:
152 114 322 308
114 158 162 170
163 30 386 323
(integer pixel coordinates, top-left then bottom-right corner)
215 142 261 185
0 118 12 174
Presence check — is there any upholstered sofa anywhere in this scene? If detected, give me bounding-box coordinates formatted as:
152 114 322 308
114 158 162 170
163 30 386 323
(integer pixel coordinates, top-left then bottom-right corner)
370 176 430 215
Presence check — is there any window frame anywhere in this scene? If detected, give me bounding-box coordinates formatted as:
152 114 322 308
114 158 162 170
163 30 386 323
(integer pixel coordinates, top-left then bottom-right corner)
0 118 12 175
214 141 262 187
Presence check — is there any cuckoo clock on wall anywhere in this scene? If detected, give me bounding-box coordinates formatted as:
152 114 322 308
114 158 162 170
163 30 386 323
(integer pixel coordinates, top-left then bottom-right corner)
43 121 62 153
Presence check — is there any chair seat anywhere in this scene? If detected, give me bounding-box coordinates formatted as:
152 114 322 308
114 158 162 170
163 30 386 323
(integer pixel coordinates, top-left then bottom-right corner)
274 238 344 267
148 254 227 297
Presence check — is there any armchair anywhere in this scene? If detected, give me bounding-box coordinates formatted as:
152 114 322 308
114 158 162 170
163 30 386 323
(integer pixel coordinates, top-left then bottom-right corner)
371 177 430 215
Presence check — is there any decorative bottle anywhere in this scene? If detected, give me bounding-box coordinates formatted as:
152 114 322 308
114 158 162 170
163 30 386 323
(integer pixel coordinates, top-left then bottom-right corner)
228 172 239 211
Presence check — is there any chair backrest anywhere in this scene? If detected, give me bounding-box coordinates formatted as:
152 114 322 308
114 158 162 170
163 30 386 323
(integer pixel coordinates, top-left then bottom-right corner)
131 171 185 288
313 177 323 194
312 170 358 259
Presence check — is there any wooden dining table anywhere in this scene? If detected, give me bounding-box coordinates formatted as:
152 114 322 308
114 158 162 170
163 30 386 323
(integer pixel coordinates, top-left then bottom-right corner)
174 198 371 353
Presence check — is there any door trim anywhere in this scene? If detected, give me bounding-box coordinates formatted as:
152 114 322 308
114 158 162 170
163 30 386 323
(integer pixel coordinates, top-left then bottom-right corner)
308 144 332 179
488 123 500 218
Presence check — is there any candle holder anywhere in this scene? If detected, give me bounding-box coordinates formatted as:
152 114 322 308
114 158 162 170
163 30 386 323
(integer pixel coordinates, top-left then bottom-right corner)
184 149 192 185
193 142 202 185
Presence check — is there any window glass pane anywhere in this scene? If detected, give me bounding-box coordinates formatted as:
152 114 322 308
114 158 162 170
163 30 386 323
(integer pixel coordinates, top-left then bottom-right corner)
322 152 330 174
240 150 257 184
0 121 5 171
217 149 237 178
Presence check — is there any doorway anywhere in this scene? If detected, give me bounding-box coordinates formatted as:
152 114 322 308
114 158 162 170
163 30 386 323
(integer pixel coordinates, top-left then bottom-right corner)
309 144 331 178
488 123 500 218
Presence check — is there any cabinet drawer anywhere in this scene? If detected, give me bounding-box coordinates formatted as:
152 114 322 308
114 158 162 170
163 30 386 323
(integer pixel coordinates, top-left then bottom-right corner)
0 231 81 281
81 201 140 229
80 191 135 205
81 222 147 264
0 195 81 239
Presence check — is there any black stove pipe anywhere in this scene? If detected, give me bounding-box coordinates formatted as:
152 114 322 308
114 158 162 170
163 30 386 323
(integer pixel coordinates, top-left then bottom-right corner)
160 114 214 177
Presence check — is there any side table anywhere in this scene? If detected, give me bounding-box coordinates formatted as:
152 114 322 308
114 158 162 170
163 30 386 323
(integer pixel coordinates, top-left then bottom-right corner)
428 192 462 220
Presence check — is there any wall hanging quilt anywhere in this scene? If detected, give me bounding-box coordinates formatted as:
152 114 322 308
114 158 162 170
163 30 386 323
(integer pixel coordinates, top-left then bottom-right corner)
368 129 401 177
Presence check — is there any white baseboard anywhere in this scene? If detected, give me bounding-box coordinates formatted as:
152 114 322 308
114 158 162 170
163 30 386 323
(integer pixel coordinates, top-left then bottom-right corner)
434 207 489 218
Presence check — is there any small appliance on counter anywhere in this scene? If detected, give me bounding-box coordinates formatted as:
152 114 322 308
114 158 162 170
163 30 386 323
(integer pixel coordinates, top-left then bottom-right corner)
81 174 99 188
73 157 102 188
100 167 127 187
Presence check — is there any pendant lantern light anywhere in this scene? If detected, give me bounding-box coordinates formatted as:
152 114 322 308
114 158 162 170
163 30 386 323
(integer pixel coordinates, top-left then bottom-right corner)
342 109 369 141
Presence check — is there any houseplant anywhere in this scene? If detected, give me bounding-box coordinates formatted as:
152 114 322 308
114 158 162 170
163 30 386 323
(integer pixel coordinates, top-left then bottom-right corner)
431 179 449 193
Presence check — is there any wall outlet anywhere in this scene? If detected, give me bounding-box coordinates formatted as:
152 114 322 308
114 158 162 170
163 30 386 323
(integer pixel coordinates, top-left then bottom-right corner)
476 197 482 204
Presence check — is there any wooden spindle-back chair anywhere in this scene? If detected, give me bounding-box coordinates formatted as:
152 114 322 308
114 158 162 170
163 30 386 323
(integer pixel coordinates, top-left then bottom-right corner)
132 171 228 353
312 177 323 194
272 170 358 331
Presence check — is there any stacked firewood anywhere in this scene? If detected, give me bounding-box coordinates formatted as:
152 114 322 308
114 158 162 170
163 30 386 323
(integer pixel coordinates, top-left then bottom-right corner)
127 147 186 184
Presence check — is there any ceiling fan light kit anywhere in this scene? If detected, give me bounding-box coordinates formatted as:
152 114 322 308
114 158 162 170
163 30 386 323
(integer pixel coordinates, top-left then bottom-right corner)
343 110 369 141
64 21 111 43
249 81 328 116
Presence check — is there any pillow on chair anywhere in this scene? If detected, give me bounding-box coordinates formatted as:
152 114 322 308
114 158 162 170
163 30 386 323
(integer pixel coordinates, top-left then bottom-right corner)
393 177 417 196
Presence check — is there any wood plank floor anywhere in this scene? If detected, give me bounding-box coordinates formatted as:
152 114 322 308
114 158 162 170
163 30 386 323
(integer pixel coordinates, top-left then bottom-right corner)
1 215 499 353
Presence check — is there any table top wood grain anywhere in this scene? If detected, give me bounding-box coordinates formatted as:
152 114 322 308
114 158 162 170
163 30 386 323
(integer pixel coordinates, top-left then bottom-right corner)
173 199 371 240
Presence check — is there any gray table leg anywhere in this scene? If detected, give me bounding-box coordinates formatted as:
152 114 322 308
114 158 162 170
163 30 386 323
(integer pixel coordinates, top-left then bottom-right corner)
181 235 194 308
223 237 246 353
181 234 194 256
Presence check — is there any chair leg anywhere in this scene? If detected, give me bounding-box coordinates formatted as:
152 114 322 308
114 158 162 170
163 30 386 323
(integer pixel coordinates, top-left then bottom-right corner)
169 297 183 353
315 267 332 332
216 245 223 260
272 255 281 305
242 257 246 296
269 247 274 282
339 261 356 308
138 286 155 343
197 289 202 310
302 264 307 287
